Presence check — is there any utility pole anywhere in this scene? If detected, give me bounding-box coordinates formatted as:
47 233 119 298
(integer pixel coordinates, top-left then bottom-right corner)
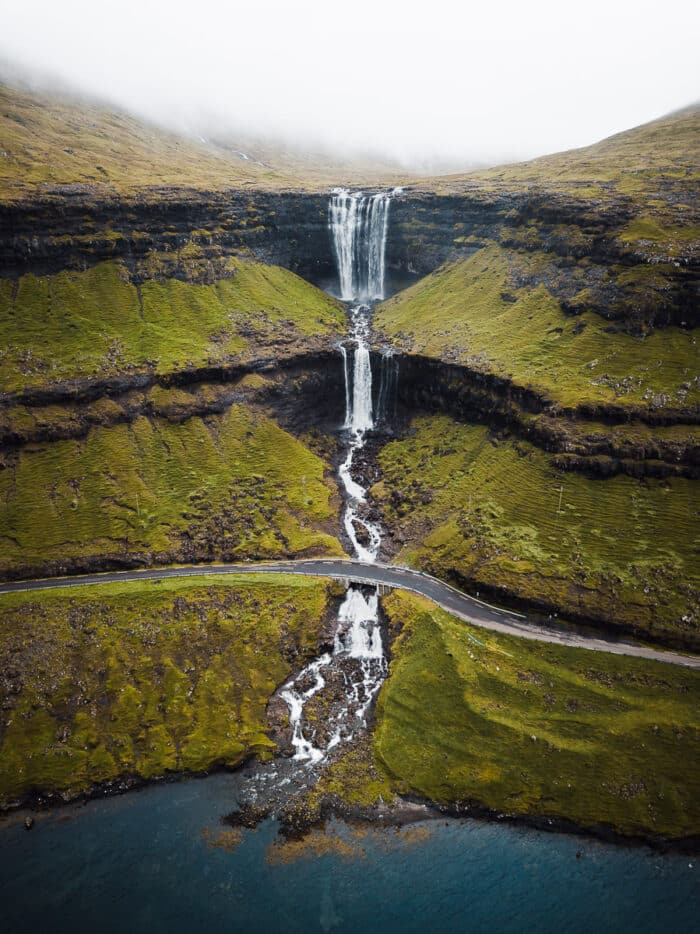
556 485 563 515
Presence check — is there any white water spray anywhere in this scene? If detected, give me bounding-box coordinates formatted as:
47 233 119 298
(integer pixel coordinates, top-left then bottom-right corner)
329 189 394 302
277 189 396 765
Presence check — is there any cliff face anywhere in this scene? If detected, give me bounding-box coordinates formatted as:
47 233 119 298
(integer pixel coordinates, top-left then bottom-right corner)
381 353 698 476
389 190 697 330
3 180 696 334
0 190 337 284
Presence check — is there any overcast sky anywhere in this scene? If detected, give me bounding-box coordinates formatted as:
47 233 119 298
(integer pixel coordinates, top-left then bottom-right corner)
1 0 698 168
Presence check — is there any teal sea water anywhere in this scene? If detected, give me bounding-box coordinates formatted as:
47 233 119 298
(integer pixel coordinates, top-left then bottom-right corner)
0 773 697 934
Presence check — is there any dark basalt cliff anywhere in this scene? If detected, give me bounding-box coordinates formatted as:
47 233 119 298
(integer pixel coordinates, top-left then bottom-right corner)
387 190 698 330
3 346 696 478
0 350 346 448
384 353 699 477
0 189 336 284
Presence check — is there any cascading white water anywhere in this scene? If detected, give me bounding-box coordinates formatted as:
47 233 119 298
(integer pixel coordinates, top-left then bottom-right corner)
351 344 373 433
344 304 374 432
337 306 381 562
276 188 397 766
329 189 393 302
281 585 386 763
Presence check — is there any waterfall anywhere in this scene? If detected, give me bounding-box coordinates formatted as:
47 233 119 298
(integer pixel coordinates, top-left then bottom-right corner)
351 342 373 433
337 305 382 561
329 189 393 302
340 305 375 435
227 188 396 811
273 188 397 768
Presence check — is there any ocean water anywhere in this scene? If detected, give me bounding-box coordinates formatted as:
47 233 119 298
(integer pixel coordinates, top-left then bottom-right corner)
0 773 697 934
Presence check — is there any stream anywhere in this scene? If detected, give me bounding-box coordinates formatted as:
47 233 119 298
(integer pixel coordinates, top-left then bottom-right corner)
276 189 396 767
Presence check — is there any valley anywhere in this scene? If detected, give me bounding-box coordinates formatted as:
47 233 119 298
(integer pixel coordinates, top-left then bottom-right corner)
0 82 698 859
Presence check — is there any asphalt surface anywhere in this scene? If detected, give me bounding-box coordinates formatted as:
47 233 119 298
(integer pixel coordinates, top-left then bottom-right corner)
1 558 698 670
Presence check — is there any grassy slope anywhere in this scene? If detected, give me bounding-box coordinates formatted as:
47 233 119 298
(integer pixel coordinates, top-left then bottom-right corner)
0 84 293 198
373 416 699 644
0 405 343 576
0 83 412 199
0 574 332 805
0 258 345 394
375 590 700 840
3 83 695 205
426 106 699 219
374 243 699 412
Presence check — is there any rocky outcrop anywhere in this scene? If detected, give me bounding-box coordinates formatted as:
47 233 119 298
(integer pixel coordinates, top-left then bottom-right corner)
377 352 699 477
0 350 348 447
387 187 631 270
0 189 337 284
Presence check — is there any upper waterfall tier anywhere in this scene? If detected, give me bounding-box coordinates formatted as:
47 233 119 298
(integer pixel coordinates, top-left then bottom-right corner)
329 189 394 302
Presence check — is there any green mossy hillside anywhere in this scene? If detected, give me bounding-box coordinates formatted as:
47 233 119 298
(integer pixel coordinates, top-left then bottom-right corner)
374 244 699 413
0 405 343 578
0 258 345 394
0 574 332 805
375 590 700 840
374 415 699 646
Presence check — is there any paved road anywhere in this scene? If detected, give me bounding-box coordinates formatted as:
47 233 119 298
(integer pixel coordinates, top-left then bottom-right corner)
0 559 698 670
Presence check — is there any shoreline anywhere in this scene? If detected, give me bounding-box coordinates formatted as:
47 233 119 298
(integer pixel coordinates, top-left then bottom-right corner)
3 757 699 856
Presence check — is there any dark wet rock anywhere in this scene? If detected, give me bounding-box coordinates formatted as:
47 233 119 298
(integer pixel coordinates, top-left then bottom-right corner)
224 803 271 830
267 694 293 755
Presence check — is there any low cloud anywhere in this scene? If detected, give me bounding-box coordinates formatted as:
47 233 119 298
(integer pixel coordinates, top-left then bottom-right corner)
1 0 698 170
